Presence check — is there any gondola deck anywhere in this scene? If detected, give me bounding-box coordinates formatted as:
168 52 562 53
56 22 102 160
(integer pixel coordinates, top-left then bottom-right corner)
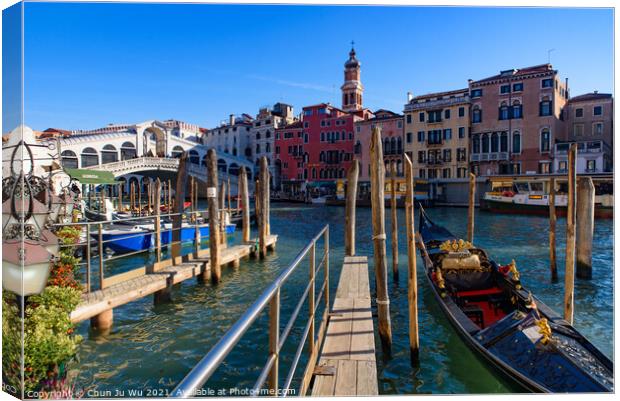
416 205 613 393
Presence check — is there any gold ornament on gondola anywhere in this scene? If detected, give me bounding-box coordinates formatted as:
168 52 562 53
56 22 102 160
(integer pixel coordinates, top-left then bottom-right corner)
439 239 474 253
536 318 553 345
507 259 521 289
435 267 445 290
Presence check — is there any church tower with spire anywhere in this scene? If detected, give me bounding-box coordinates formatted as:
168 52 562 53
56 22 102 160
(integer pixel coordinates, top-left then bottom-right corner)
341 43 364 112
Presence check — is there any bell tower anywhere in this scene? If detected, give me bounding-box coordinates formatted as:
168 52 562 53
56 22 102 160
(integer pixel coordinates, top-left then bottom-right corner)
341 42 363 112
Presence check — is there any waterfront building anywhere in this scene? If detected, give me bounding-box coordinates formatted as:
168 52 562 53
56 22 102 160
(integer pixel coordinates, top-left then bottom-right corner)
553 140 612 174
468 64 569 176
274 120 305 193
565 92 613 155
249 103 296 187
201 113 254 160
354 109 404 187
404 89 470 180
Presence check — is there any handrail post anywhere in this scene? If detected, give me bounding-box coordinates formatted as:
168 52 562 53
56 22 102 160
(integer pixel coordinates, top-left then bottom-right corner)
324 227 330 311
85 223 91 293
308 243 316 355
98 223 104 289
268 288 280 394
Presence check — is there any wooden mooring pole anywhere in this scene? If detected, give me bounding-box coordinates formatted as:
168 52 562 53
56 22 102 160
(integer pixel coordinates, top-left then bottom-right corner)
167 179 172 216
240 167 251 243
564 143 577 324
207 149 222 283
172 154 188 263
467 173 476 243
154 179 162 264
390 161 399 282
370 126 392 353
404 155 419 364
344 159 359 256
220 180 227 247
549 178 558 282
576 177 595 279
259 157 269 258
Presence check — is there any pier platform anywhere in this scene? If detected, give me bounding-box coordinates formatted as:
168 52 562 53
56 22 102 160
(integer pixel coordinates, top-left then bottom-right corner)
70 235 278 324
310 256 378 396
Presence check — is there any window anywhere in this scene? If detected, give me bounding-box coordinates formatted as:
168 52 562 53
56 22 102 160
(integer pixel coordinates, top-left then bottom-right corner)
321 132 325 142
304 122 309 128
513 82 523 92
558 161 567 172
275 146 280 155
256 132 261 140
541 78 553 88
443 129 452 141
443 168 451 178
428 110 442 123
573 123 584 136
491 133 499 152
419 169 425 179
500 84 510 94
594 123 603 135
472 135 480 154
406 132 413 143
417 131 425 142
81 147 99 167
397 120 403 129
443 149 451 162
256 144 261 154
428 130 442 145
512 100 522 119
587 159 596 172
472 106 482 123
457 148 467 162
418 151 426 163
61 150 78 168
500 132 508 152
418 112 425 122
101 144 118 164
511 163 521 175
499 102 509 120
575 108 583 118
512 131 521 153
444 109 451 119
538 162 551 174
594 106 602 116
406 114 412 124
540 129 550 152
481 134 489 153
540 97 552 116
458 127 465 138
471 88 482 98
458 107 465 117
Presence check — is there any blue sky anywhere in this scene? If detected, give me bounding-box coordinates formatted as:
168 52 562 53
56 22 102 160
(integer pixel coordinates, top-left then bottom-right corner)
13 3 615 131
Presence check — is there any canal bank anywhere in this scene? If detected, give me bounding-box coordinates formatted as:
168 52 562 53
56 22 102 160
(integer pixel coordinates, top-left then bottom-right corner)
73 203 613 395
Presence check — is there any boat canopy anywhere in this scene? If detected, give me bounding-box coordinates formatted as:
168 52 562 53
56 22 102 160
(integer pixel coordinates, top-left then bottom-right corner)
64 168 117 185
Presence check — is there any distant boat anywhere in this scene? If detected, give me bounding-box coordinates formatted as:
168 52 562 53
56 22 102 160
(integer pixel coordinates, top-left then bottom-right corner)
417 205 613 392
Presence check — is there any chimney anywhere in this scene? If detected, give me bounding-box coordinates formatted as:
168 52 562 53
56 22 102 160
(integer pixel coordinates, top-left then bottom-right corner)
594 90 598 94
229 114 235 126
407 92 413 102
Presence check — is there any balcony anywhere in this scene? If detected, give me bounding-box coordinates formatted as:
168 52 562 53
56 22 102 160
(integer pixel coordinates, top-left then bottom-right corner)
426 159 443 166
470 152 509 162
555 140 607 155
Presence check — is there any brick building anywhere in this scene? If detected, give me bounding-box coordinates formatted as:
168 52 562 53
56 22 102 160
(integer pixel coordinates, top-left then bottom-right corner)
404 88 470 179
274 120 305 192
565 92 613 148
468 64 569 175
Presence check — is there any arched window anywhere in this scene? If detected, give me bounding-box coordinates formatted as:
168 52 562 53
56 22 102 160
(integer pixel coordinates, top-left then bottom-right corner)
397 137 403 154
120 141 136 160
320 151 325 162
312 168 316 179
499 101 509 120
500 132 508 152
540 96 552 116
81 147 98 167
101 144 118 164
201 154 208 167
540 128 551 152
472 135 480 154
512 100 522 119
481 134 489 153
61 150 78 168
491 133 499 153
265 130 271 138
171 146 184 158
396 159 403 175
266 143 271 153
472 105 482 123
512 131 521 153
256 144 260 154
354 141 361 154
189 150 200 164
391 138 397 155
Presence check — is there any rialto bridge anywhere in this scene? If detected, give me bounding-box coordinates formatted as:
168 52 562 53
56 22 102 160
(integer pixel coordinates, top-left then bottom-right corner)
44 120 255 195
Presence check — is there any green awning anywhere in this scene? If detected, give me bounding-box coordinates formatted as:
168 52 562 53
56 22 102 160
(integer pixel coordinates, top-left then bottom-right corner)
64 168 117 185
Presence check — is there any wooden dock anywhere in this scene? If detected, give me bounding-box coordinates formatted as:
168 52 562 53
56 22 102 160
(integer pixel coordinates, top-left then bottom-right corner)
310 256 378 396
70 235 277 325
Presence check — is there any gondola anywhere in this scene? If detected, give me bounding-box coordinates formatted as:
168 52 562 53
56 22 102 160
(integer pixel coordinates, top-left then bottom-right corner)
417 205 613 393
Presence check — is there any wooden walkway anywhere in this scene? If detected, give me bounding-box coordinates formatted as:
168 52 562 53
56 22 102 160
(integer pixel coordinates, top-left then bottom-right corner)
310 256 378 396
70 235 277 324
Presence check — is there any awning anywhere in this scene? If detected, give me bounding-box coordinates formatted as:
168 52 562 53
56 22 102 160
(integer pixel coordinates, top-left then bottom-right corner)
64 168 117 185
307 181 336 189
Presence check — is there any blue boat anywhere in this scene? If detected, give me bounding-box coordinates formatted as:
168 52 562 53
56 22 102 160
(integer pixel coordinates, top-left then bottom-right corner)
158 223 236 244
93 226 153 254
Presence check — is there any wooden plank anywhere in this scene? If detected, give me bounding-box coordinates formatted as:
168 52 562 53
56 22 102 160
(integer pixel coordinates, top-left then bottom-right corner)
102 267 146 288
356 361 378 396
320 298 353 360
349 297 374 361
311 359 337 396
334 359 357 396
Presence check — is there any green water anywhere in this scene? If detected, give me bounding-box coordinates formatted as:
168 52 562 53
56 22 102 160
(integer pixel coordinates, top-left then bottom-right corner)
74 204 613 395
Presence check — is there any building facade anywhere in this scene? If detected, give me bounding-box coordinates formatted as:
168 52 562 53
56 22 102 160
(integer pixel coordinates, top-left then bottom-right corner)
341 46 364 113
553 140 612 174
274 121 305 192
404 88 471 179
354 109 403 183
565 92 613 149
468 64 569 176
202 114 254 161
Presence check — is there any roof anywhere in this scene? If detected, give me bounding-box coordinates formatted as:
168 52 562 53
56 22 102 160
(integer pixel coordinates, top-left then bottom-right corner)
278 121 304 130
410 88 469 102
367 109 402 120
569 92 613 103
471 64 556 85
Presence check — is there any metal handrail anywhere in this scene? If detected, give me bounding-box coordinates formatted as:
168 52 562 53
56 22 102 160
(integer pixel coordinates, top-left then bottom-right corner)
171 225 330 398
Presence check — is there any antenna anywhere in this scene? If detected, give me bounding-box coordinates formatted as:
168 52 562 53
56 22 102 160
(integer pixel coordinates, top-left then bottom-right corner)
547 48 556 64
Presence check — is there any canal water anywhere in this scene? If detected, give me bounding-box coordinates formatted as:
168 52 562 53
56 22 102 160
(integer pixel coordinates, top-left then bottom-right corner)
73 204 613 396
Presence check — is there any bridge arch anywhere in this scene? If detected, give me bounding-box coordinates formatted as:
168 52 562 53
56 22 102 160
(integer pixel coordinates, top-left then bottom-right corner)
189 149 200 164
61 150 78 168
171 145 184 158
101 144 118 164
81 147 99 167
217 158 228 173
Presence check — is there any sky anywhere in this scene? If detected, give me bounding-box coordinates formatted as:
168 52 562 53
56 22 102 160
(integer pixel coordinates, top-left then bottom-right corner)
6 2 615 131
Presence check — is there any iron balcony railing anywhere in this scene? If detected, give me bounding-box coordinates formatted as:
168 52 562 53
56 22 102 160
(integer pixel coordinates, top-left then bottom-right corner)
171 225 331 398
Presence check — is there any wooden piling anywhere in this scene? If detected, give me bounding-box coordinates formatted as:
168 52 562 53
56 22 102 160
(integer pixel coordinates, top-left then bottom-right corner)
266 171 271 236
549 178 558 281
147 181 152 215
190 176 195 219
100 186 106 213
369 126 392 353
404 155 419 364
390 161 399 282
220 180 227 247
172 154 188 263
344 159 359 256
576 177 594 279
564 143 577 324
255 178 261 257
227 177 232 212
206 149 222 283
167 179 172 216
259 157 269 258
240 167 251 243
138 180 142 215
467 173 476 243
118 183 123 212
